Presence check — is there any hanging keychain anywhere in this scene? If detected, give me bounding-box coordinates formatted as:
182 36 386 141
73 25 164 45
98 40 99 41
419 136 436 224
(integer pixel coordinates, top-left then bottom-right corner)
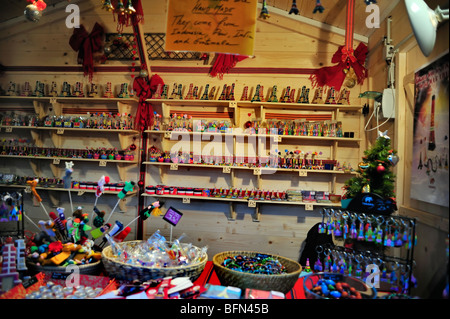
314 245 324 272
338 251 348 274
357 213 366 241
331 250 339 273
318 208 327 234
389 261 400 292
333 210 343 237
384 218 394 247
326 209 334 235
364 215 375 242
354 254 363 278
342 211 349 239
375 215 384 245
323 248 332 272
347 253 353 276
350 212 358 239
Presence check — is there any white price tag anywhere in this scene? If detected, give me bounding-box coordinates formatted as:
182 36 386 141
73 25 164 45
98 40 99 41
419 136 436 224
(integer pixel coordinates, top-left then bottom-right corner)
182 197 191 204
248 200 256 208
222 166 231 173
56 128 64 134
50 97 57 104
164 131 172 139
53 158 60 165
273 135 282 142
305 203 314 211
99 160 107 167
253 168 261 175
25 186 31 193
5 126 13 133
170 163 178 170
299 170 308 177
77 190 86 196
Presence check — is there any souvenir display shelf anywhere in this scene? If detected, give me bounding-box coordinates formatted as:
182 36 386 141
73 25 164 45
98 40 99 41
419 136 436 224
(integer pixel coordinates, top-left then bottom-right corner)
0 94 140 210
141 87 365 224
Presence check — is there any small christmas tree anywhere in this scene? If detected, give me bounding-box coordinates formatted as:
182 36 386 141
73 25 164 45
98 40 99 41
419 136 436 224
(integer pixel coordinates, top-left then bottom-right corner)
343 131 398 200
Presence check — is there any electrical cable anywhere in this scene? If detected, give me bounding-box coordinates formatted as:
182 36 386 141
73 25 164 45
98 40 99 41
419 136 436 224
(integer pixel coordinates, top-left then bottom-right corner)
364 50 397 134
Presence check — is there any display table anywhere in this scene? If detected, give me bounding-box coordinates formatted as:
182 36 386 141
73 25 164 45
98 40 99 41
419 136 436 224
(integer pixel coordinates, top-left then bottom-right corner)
193 261 307 299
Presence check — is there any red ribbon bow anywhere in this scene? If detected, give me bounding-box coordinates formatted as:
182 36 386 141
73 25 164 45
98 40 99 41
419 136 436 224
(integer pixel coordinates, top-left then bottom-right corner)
340 47 357 64
310 42 368 91
69 22 104 81
133 74 164 132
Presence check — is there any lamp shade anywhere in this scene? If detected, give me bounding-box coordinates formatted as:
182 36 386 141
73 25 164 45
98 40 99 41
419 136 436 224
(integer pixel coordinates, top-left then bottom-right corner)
404 0 438 56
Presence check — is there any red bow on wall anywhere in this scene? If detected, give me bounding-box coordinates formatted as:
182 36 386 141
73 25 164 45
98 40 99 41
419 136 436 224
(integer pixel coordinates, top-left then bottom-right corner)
309 0 368 91
133 74 165 132
310 42 368 91
209 53 248 79
69 22 104 81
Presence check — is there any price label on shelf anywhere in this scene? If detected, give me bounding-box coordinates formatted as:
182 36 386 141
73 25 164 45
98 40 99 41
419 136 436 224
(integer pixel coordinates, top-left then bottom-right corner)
182 197 191 204
253 168 261 175
305 203 314 211
50 97 57 104
5 126 13 133
272 135 282 142
164 131 173 139
248 200 256 208
56 128 64 134
222 166 231 173
25 186 31 193
77 191 85 196
99 160 107 167
299 170 308 177
53 158 60 165
170 163 178 170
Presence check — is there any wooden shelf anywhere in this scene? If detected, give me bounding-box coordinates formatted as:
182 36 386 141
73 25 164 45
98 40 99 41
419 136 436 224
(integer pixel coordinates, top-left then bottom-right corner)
145 130 361 142
141 192 340 207
0 96 138 104
0 155 138 164
0 183 138 196
0 125 139 134
143 161 357 175
146 98 363 112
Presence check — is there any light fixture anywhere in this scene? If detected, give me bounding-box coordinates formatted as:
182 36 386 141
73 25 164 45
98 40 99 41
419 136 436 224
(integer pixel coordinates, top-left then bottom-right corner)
404 0 449 56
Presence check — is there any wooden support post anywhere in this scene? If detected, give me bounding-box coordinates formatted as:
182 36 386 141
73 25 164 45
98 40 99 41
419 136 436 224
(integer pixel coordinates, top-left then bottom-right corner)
131 14 150 240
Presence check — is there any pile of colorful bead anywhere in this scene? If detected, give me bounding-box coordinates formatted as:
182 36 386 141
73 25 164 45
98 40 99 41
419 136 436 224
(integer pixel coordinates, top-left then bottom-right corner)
310 278 362 299
222 254 287 275
25 282 103 299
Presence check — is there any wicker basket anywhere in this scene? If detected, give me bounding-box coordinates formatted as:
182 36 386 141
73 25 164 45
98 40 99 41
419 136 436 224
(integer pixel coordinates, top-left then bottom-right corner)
101 240 207 282
213 251 302 294
26 260 103 276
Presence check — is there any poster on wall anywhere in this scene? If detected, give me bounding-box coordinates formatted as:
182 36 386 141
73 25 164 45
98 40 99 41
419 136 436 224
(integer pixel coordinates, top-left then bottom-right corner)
410 52 449 208
165 0 257 56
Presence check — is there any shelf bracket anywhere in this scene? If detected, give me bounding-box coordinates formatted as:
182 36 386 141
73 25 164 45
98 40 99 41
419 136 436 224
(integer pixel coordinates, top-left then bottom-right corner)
228 202 237 220
252 204 261 222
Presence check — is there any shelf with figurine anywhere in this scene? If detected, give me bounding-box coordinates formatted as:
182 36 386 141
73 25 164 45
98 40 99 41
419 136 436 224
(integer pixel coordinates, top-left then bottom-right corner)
0 111 138 134
2 80 139 102
142 185 342 208
144 146 357 175
145 83 362 112
0 174 138 197
0 140 138 163
145 110 360 142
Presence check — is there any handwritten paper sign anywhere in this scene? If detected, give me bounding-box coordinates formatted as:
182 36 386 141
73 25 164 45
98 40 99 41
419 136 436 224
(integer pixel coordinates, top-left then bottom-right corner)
165 0 257 56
